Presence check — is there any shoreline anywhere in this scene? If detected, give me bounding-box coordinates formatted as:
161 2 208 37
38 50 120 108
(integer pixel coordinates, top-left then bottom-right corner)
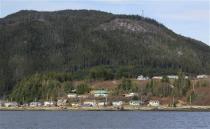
1 106 210 112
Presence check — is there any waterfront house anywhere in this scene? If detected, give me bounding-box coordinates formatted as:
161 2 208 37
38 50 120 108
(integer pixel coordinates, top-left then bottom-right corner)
148 100 160 107
57 99 68 107
137 75 149 80
152 76 163 80
197 75 208 79
67 93 77 98
112 101 123 107
4 102 18 107
123 92 138 98
167 75 178 80
29 102 42 107
91 90 109 97
71 102 80 107
44 101 56 107
83 101 97 107
129 100 144 106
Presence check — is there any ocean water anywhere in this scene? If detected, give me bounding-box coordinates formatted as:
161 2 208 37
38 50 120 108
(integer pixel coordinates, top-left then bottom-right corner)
0 111 210 129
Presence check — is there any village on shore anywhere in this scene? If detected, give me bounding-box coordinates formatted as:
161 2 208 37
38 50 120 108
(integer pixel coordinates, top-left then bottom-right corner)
0 74 209 111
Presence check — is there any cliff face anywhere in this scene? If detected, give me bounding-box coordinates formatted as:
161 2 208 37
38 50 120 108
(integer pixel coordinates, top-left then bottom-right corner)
0 10 210 95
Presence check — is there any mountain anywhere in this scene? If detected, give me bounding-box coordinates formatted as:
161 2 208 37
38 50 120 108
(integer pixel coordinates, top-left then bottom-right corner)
0 10 210 96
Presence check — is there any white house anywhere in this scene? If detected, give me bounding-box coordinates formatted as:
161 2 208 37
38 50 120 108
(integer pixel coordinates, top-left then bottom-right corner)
124 93 138 98
91 90 109 97
137 75 149 80
57 99 67 107
4 102 18 107
197 75 208 79
29 102 42 107
44 101 56 107
112 101 123 107
148 100 160 107
167 75 178 79
83 101 97 107
67 93 77 98
129 100 144 106
152 76 163 80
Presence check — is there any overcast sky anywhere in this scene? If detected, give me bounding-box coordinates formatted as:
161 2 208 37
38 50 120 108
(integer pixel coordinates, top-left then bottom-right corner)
0 0 209 46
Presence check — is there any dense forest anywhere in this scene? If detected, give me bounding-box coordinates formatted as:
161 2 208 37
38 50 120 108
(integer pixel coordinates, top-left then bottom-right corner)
0 10 210 97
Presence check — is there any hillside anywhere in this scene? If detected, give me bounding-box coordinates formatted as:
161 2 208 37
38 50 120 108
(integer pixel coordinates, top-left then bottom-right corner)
0 10 210 96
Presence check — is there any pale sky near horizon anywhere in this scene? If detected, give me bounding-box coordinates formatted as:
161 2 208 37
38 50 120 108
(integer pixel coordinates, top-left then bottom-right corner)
0 0 209 46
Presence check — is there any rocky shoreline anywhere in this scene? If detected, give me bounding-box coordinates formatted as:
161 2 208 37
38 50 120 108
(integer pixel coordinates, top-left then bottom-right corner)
1 106 210 112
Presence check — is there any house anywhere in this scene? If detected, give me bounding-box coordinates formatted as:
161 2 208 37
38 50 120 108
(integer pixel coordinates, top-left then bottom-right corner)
29 102 42 107
71 102 80 107
44 101 56 107
197 75 208 79
129 100 144 106
148 100 160 107
152 76 163 80
137 75 149 80
57 99 68 107
91 90 109 97
83 101 97 107
4 102 18 107
124 93 138 98
67 93 77 98
167 75 178 80
112 101 123 107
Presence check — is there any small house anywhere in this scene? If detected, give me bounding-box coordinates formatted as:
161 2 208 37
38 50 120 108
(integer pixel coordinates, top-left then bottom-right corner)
4 102 18 107
29 102 42 107
197 75 208 79
44 101 56 107
57 99 68 107
97 102 108 107
152 76 163 80
137 75 149 80
0 100 5 107
167 75 178 80
83 101 97 107
91 90 109 97
148 100 160 107
129 100 144 106
67 93 77 98
112 101 123 107
124 93 138 98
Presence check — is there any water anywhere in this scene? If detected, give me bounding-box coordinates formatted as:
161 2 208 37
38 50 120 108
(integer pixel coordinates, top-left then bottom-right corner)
0 111 210 129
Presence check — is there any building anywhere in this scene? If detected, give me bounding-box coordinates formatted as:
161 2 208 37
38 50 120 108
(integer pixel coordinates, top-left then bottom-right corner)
124 93 138 98
67 93 77 98
167 75 178 80
91 90 109 97
77 95 89 99
148 100 160 107
83 101 97 107
112 101 123 107
129 100 144 106
71 102 80 107
152 76 163 80
197 75 208 79
29 102 42 107
137 75 149 80
57 99 68 107
44 101 56 107
4 102 18 107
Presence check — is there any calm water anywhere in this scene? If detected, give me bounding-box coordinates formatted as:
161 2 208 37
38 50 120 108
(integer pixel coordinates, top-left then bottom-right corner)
0 111 210 129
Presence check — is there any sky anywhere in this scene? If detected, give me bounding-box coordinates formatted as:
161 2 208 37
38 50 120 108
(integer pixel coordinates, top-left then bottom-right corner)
0 0 209 46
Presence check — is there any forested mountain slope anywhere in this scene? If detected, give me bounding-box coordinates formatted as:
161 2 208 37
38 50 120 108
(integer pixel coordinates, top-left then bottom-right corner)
0 10 210 96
